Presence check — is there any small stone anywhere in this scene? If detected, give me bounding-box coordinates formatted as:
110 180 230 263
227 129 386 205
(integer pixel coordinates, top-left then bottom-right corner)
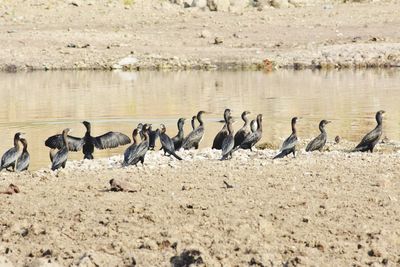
214 37 223 44
368 248 382 257
199 30 210 38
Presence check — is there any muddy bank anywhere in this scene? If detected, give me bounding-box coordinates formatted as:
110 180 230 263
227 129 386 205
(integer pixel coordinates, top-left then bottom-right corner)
1 1 400 71
0 143 400 266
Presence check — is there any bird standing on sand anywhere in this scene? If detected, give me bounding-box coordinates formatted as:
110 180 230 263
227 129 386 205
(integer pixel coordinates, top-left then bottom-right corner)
124 124 150 166
352 110 385 153
221 116 235 160
212 109 231 150
123 128 140 166
234 111 251 148
45 121 131 160
0 132 24 171
172 118 186 150
158 124 182 160
51 128 71 171
16 138 30 172
306 120 331 152
238 114 263 151
273 117 299 159
182 111 207 150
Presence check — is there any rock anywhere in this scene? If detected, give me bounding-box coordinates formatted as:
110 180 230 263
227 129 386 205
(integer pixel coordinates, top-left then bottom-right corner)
170 250 203 267
112 56 139 69
214 37 223 44
270 0 289 8
207 0 230 11
0 256 14 267
192 0 207 8
183 0 193 7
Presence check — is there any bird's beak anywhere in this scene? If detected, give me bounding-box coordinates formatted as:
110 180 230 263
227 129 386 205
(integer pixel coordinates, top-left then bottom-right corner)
327 121 332 124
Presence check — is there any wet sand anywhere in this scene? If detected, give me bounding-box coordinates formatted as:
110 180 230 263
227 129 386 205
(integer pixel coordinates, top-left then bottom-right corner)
1 141 400 266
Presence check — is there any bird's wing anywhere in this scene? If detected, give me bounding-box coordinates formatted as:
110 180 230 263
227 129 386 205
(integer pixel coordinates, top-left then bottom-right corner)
183 127 204 148
222 135 234 155
280 134 298 151
45 134 84 151
356 127 381 148
93 132 131 149
52 148 68 168
306 133 325 152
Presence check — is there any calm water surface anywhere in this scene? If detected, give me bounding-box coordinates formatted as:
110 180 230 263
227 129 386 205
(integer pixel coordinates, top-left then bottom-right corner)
0 70 399 170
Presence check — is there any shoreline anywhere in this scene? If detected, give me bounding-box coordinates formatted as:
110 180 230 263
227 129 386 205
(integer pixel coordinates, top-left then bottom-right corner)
1 2 400 72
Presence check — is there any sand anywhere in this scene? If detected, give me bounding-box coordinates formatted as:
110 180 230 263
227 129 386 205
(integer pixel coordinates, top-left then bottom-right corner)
1 0 400 71
1 140 400 266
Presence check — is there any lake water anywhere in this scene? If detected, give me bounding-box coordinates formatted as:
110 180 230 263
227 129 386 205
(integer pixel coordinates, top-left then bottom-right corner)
0 69 399 170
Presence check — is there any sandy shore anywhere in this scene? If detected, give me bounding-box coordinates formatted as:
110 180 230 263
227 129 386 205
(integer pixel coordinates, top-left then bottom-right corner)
1 140 400 266
1 0 400 71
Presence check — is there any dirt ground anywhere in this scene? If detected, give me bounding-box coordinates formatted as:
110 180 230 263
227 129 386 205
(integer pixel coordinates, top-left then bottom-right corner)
0 142 400 266
1 0 400 71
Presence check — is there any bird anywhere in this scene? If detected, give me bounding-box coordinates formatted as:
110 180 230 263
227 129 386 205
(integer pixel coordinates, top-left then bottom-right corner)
125 124 150 166
171 118 186 150
148 124 159 150
352 110 385 153
158 124 182 160
137 123 145 141
238 114 263 151
190 115 197 130
51 128 71 171
16 138 30 172
212 109 231 150
45 121 131 159
123 128 139 166
234 111 251 148
0 132 24 171
305 120 331 152
273 117 299 159
182 111 207 150
221 116 235 160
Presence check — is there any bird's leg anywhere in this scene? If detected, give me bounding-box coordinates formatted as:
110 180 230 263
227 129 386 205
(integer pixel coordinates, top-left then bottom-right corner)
292 149 296 158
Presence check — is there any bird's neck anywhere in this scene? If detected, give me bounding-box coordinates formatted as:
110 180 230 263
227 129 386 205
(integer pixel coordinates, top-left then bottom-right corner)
14 136 20 149
257 117 262 131
62 132 68 146
241 114 249 126
291 122 296 134
227 122 233 135
319 125 325 134
198 115 204 127
191 120 195 130
376 115 383 126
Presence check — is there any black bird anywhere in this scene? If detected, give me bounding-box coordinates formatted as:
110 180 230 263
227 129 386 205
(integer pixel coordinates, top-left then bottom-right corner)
212 109 231 150
353 110 385 153
45 121 131 159
171 118 186 150
221 116 235 160
123 128 139 166
148 125 158 150
158 124 183 160
306 120 331 152
0 132 24 171
125 124 150 166
51 128 71 171
191 116 197 130
238 114 263 151
16 138 30 172
182 111 207 150
234 111 251 148
273 117 299 159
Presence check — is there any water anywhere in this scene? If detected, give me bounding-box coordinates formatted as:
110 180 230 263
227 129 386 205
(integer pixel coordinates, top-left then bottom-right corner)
0 69 399 170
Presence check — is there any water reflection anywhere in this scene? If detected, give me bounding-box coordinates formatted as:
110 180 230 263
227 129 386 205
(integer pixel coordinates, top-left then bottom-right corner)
0 69 399 170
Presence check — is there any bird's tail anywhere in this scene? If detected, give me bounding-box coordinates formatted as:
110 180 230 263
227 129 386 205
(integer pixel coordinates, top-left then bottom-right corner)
273 150 288 159
171 152 183 161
